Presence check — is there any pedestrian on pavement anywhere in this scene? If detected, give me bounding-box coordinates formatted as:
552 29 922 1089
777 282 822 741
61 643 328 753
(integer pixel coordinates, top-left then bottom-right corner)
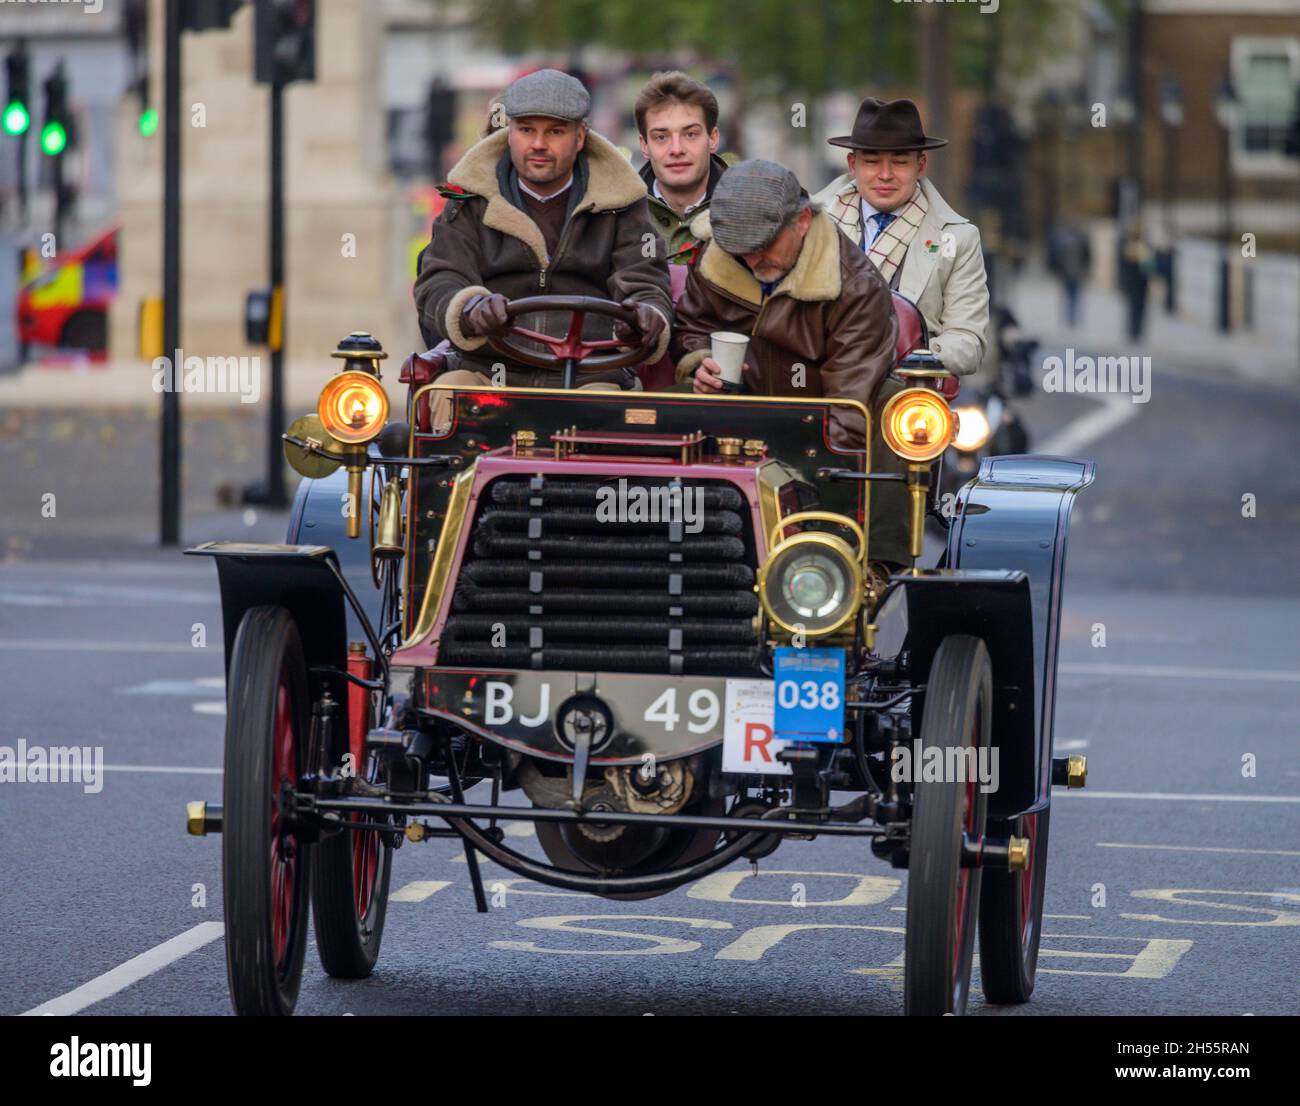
1047 219 1092 328
1118 221 1155 341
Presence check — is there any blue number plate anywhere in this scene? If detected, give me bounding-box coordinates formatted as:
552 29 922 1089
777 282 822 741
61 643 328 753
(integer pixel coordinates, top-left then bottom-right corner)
773 647 846 743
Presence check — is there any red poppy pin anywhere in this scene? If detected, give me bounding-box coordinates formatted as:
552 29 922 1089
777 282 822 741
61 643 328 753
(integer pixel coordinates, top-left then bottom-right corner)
924 239 939 253
437 183 469 200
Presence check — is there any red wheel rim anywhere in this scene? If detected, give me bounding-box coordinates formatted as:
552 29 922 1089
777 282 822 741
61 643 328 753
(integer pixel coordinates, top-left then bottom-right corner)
952 705 980 998
1019 812 1039 951
269 674 297 973
352 816 380 920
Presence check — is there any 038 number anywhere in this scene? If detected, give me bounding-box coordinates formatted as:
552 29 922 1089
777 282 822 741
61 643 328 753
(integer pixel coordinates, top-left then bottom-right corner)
776 679 840 711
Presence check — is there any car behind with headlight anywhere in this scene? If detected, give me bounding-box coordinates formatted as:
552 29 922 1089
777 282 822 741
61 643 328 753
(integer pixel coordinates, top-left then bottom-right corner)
183 296 1093 1017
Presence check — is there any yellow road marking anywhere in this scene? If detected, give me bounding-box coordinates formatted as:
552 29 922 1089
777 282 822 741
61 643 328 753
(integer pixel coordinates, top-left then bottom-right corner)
389 880 452 903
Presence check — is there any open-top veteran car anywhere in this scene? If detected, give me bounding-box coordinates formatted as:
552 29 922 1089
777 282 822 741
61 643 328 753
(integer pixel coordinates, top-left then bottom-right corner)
185 294 1093 1016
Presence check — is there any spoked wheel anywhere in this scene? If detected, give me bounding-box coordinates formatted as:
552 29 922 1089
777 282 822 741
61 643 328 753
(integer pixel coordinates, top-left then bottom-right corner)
312 685 393 978
978 806 1051 1004
223 605 313 1016
904 634 992 1016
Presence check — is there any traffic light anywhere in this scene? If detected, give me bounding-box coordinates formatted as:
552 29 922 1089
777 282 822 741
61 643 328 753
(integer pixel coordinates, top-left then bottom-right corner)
40 66 68 157
255 0 316 86
424 79 457 176
4 46 30 137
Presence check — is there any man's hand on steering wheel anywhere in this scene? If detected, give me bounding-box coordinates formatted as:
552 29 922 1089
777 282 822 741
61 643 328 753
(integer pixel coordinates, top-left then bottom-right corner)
612 299 665 351
461 292 511 340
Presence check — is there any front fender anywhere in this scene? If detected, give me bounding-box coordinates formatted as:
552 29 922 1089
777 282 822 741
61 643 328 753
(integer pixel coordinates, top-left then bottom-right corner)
185 542 385 687
883 569 1038 820
286 468 383 645
946 454 1095 811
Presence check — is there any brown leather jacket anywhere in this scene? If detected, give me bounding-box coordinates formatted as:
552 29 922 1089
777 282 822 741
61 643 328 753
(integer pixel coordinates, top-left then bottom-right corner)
414 129 673 379
672 210 898 449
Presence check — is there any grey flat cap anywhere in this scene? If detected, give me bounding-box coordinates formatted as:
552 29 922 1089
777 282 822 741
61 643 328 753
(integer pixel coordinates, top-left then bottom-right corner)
710 159 807 254
501 68 591 122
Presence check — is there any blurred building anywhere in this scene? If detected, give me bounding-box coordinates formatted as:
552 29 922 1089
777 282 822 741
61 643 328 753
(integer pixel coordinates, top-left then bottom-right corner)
108 0 408 367
1022 0 1298 348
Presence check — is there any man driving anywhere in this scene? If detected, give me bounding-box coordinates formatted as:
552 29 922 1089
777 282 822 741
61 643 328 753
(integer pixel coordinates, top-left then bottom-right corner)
414 69 673 428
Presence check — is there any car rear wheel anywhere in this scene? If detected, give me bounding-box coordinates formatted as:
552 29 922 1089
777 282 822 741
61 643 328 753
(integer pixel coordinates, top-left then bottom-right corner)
978 807 1051 1004
904 634 991 1016
222 605 313 1016
312 699 393 978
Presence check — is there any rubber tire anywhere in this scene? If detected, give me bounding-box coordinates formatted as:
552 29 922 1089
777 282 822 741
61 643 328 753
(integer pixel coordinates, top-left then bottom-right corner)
978 807 1051 1004
904 634 992 1016
223 605 313 1016
61 310 107 352
311 722 393 978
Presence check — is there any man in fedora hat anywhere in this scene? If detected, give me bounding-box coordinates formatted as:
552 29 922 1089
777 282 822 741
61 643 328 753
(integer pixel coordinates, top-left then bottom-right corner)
813 97 989 379
415 69 673 429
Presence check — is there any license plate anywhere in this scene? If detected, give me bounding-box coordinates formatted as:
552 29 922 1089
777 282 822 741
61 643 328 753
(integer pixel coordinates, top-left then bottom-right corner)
772 647 846 743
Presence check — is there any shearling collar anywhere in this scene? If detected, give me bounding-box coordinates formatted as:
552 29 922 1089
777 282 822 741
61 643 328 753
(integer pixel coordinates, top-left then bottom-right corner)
690 209 843 307
813 172 969 228
447 129 648 268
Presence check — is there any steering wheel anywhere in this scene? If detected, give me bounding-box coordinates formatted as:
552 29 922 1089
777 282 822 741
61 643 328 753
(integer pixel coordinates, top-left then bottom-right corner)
486 295 657 389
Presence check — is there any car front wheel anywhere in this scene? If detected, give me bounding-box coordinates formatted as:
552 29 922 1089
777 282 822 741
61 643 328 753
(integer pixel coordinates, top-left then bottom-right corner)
904 634 991 1016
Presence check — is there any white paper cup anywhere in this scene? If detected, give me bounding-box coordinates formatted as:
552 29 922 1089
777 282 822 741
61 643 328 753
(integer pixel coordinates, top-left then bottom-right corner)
710 332 749 392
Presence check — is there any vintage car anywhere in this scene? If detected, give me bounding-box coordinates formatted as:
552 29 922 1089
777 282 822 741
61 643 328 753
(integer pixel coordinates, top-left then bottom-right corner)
185 294 1093 1016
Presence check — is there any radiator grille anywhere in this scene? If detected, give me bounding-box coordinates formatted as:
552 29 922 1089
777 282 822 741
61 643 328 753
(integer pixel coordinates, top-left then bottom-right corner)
439 475 761 674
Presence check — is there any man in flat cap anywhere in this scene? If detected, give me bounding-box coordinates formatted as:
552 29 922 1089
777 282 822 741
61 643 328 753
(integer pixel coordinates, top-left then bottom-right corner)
813 97 989 378
415 69 672 427
672 159 912 564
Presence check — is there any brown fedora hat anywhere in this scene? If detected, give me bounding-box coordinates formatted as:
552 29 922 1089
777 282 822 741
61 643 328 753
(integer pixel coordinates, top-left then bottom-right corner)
828 97 948 151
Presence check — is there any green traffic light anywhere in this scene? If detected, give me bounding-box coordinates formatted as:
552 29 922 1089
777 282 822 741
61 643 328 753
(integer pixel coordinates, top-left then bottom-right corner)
138 107 158 138
3 100 28 136
40 120 65 156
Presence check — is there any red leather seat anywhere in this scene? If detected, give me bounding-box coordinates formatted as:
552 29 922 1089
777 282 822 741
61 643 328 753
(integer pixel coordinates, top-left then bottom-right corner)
399 343 451 432
637 262 690 391
891 291 928 367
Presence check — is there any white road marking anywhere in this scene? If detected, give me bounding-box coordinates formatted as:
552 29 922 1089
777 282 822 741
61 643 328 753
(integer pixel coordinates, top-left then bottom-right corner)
0 639 199 654
1056 738 1090 750
1097 842 1300 857
20 922 225 1016
1059 790 1300 804
193 702 226 716
120 678 224 695
0 583 210 607
389 880 453 903
889 907 1090 919
102 764 221 775
1036 394 1141 456
1060 661 1300 683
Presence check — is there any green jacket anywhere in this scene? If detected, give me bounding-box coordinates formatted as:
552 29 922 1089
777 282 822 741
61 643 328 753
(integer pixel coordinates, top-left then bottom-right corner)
639 154 729 266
